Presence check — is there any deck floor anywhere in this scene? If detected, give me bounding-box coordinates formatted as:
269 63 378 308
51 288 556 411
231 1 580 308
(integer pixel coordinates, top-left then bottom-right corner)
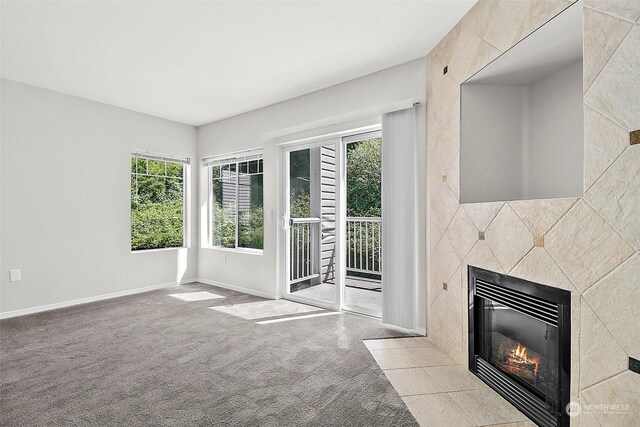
292 276 381 317
345 276 381 291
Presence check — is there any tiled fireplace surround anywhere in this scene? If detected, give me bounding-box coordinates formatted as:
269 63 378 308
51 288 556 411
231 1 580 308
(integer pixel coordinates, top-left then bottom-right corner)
425 0 639 426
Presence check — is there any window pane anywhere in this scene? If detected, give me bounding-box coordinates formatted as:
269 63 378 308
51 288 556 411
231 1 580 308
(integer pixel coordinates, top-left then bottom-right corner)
238 173 263 249
210 157 263 250
249 160 258 174
221 163 235 183
289 149 310 218
148 159 165 175
131 158 137 173
239 161 248 174
131 157 184 251
136 158 148 174
166 162 183 177
211 173 237 248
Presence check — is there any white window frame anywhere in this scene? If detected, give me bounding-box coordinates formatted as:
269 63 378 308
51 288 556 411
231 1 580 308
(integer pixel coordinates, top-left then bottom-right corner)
204 149 264 254
130 151 190 253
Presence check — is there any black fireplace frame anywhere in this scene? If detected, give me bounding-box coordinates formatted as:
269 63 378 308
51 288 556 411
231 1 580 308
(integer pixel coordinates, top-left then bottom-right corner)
468 266 571 427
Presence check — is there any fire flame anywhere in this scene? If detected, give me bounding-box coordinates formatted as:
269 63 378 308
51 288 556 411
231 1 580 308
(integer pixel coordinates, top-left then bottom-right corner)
515 344 526 359
499 341 540 378
512 344 539 375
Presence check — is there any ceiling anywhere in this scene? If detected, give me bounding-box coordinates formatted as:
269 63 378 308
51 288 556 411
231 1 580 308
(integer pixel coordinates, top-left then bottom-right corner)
1 1 475 126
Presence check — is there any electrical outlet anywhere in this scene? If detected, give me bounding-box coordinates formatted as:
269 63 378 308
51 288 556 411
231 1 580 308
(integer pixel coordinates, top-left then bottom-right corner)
221 255 226 265
10 269 21 282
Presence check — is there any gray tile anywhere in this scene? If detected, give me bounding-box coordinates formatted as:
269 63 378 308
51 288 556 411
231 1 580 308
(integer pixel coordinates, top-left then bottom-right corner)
364 338 406 350
407 346 457 367
402 393 476 427
449 389 529 425
425 365 488 392
370 348 420 369
383 368 443 396
399 337 436 348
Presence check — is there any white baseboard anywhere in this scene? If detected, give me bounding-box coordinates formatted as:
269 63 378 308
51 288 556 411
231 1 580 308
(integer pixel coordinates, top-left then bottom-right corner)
0 281 181 320
195 277 276 300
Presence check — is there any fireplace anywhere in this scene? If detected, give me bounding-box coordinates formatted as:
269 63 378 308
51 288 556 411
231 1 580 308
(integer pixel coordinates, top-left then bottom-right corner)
468 266 571 427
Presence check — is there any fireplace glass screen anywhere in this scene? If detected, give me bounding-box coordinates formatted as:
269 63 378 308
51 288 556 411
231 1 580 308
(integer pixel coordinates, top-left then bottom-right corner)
480 299 559 407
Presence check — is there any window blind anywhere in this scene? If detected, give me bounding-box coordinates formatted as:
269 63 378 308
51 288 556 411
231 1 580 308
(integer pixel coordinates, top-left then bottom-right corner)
202 148 263 167
132 151 190 165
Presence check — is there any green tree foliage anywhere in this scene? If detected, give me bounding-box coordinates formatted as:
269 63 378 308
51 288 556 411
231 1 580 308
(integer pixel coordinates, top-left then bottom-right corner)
347 138 381 217
131 158 184 251
212 203 236 248
290 191 310 218
289 150 311 218
239 206 264 249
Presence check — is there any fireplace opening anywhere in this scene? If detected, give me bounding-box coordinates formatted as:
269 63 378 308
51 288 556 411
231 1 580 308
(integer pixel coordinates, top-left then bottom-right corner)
469 266 570 427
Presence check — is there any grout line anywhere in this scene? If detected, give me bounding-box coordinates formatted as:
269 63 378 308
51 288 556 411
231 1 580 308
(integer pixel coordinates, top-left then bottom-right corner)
582 197 636 269
581 296 630 378
480 202 506 234
460 1 496 41
584 5 639 25
543 197 580 238
583 13 634 95
511 1 535 48
582 172 638 251
581 368 628 394
507 245 535 276
583 107 630 194
441 205 462 248
583 97 632 134
446 390 485 426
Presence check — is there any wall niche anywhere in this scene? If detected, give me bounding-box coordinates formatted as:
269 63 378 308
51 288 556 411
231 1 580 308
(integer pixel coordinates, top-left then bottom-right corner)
460 1 583 204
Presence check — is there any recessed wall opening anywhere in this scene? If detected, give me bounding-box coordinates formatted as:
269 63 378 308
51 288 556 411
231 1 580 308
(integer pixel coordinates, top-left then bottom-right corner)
460 1 583 204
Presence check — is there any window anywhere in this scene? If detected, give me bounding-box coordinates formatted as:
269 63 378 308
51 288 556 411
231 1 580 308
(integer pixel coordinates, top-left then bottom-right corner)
206 150 264 251
131 153 188 251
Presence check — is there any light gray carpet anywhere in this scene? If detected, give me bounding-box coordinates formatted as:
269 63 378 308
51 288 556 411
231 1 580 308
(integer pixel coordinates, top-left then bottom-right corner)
0 283 417 426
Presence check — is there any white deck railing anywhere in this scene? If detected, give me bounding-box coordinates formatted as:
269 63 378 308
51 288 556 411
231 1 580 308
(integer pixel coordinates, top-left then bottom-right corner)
289 216 382 285
289 218 320 284
347 217 382 276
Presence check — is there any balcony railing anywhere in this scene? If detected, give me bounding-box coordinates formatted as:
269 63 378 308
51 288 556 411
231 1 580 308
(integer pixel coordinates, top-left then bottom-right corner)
289 218 320 284
289 216 382 286
347 217 382 276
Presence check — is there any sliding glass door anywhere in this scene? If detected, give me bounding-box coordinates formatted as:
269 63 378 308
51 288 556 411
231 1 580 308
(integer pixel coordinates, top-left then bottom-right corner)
280 129 383 318
283 139 340 309
342 131 382 317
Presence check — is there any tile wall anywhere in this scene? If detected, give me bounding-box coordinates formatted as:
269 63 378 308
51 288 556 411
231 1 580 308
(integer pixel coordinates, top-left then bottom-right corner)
426 1 640 425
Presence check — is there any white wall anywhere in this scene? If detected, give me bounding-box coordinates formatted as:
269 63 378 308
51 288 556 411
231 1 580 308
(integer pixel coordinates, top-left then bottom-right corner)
460 84 525 203
460 60 583 203
197 59 427 329
0 80 198 314
528 60 583 199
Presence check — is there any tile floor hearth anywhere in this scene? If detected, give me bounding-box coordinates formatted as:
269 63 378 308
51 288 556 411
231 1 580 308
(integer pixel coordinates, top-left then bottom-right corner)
365 337 535 427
